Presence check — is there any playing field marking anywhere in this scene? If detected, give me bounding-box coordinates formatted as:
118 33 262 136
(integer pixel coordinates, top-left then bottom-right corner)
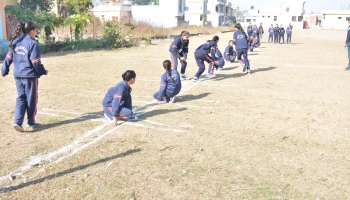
37 112 82 120
0 70 202 189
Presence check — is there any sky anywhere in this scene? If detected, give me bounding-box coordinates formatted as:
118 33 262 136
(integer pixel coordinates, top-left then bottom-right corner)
228 0 350 13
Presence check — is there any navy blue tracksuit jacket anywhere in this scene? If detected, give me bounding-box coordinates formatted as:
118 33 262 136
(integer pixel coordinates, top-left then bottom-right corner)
169 36 189 73
154 69 182 101
214 49 225 68
194 40 217 78
2 34 47 126
273 27 280 43
233 30 250 69
224 45 236 62
268 27 274 43
102 81 133 119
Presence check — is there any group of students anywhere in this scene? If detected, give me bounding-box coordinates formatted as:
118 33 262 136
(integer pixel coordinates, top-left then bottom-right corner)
2 21 253 131
267 23 293 44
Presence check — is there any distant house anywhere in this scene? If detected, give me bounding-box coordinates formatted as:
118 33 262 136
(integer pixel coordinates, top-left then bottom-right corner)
206 0 226 27
321 10 350 30
1 0 17 58
131 0 185 28
90 0 132 22
185 0 208 26
242 0 305 29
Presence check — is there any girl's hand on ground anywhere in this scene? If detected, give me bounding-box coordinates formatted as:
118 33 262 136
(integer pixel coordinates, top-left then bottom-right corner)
112 118 118 126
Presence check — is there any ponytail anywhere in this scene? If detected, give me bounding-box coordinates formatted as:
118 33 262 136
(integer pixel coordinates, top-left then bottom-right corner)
122 70 136 93
235 23 244 31
9 21 37 50
163 60 174 82
9 23 24 50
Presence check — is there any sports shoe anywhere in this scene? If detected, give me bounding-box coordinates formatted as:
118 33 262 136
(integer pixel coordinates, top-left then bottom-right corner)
345 67 350 71
192 77 200 82
247 69 251 74
13 124 24 132
243 65 247 72
217 67 222 71
129 116 138 121
104 113 113 121
26 123 37 128
206 73 216 78
169 96 176 103
181 74 189 80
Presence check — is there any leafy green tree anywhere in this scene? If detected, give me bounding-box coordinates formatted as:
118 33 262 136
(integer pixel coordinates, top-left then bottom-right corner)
18 0 54 13
64 14 91 41
65 0 93 14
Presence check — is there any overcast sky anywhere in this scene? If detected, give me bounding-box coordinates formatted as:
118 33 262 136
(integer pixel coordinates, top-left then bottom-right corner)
228 0 350 13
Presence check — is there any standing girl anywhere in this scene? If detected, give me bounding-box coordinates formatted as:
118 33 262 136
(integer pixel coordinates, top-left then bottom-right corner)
192 36 219 81
2 21 48 132
268 24 274 43
169 31 190 80
279 24 285 44
247 22 253 37
102 70 138 126
224 40 236 63
233 23 251 74
153 60 182 103
286 23 293 44
259 23 264 42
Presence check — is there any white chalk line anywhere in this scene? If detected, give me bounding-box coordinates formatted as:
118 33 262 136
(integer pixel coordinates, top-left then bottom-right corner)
42 108 102 117
0 72 200 189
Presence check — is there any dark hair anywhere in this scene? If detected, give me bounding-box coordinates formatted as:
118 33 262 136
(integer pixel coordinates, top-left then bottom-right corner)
181 30 190 36
9 21 37 50
235 23 243 31
212 35 219 42
228 40 233 44
163 60 174 82
122 70 136 92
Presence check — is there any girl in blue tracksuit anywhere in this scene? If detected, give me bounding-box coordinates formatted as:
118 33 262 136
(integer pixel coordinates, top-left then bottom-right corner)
233 23 251 74
248 35 254 52
2 21 48 132
169 31 190 80
252 25 259 38
247 23 253 37
224 40 236 63
268 24 274 43
254 35 260 48
102 70 138 126
192 36 219 81
279 24 285 44
214 48 225 71
153 60 182 103
286 23 293 44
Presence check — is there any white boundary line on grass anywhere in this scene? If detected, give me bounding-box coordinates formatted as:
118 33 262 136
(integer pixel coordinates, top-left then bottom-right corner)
0 81 199 188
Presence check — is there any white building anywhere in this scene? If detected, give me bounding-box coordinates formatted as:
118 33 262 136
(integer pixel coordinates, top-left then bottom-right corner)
321 10 350 30
185 0 208 26
90 0 132 22
132 0 185 28
206 0 226 27
242 0 305 29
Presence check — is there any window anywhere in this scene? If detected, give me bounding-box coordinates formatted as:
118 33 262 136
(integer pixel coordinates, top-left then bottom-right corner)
338 17 342 19
246 19 251 22
298 16 303 22
268 16 270 18
286 7 289 12
179 0 183 12
200 14 203 21
253 19 256 22
216 6 218 12
262 16 265 18
274 16 277 21
101 15 105 21
292 16 297 21
106 2 109 6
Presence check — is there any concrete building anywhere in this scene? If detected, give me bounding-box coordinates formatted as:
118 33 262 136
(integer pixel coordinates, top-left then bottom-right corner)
206 0 226 27
132 0 185 28
242 0 305 29
90 0 132 22
321 10 350 30
185 0 208 26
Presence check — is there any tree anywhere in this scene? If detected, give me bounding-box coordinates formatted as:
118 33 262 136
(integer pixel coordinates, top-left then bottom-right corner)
65 0 93 14
64 14 91 41
18 0 54 13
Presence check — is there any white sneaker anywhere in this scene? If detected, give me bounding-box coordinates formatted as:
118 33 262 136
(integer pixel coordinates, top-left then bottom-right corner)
129 116 138 121
181 74 189 80
13 124 24 132
192 77 200 82
169 96 176 103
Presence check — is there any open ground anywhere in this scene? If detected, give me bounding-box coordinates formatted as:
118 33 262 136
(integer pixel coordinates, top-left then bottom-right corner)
0 29 349 199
